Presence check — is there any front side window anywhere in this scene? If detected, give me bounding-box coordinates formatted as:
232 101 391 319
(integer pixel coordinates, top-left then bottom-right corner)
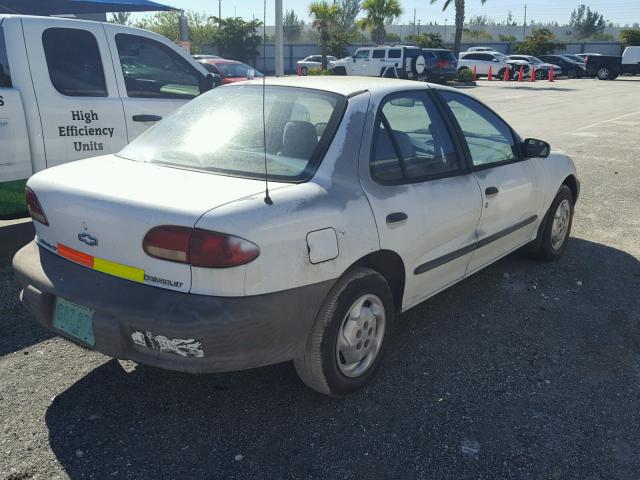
371 92 460 184
115 33 201 99
42 28 106 97
118 86 346 182
355 49 370 60
0 26 11 87
440 91 518 167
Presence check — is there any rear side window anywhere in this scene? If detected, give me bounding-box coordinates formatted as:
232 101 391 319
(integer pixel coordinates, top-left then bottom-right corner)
0 25 11 87
437 51 456 61
388 49 401 59
371 92 460 184
42 28 107 97
372 49 385 59
115 33 201 99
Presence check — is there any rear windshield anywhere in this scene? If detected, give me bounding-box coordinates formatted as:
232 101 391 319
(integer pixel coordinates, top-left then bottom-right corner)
0 25 11 87
436 51 456 61
117 85 346 182
216 62 263 78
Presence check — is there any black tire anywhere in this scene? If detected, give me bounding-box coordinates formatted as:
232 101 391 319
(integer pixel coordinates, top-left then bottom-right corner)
294 267 394 397
596 66 611 80
535 69 547 80
567 68 577 78
531 185 574 261
301 66 308 76
331 66 346 76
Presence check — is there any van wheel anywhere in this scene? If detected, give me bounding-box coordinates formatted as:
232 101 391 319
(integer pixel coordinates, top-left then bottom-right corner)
531 185 574 261
294 267 394 397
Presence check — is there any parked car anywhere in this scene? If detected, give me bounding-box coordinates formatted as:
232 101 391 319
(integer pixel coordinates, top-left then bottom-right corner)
192 54 221 60
538 55 586 78
0 14 216 218
420 48 457 83
14 77 579 397
458 51 509 78
330 46 426 79
196 58 263 84
583 48 640 80
507 55 561 79
297 55 338 75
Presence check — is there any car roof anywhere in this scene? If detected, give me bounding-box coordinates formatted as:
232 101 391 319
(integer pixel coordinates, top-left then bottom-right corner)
238 76 453 97
200 58 241 65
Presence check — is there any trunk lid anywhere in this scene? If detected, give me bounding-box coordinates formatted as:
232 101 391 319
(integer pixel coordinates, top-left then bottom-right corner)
28 155 284 293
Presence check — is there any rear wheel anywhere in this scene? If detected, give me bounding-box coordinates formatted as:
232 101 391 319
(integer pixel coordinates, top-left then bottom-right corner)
294 267 394 397
301 66 308 76
531 185 574 261
567 68 577 78
597 66 611 80
535 69 547 80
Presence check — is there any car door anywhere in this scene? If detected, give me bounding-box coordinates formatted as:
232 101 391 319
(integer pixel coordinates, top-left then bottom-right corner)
371 48 387 75
465 53 489 74
359 90 483 309
438 91 546 275
21 18 127 168
104 24 207 142
352 48 371 76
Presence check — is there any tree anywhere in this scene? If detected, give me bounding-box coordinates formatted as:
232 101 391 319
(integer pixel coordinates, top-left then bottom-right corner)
109 12 131 25
385 32 401 42
569 5 606 40
309 1 341 69
213 17 262 62
468 14 495 26
504 10 517 26
515 28 564 56
336 0 361 32
498 34 516 42
620 29 640 47
133 11 217 53
463 29 493 41
356 0 402 46
430 0 487 56
406 32 443 48
284 9 304 43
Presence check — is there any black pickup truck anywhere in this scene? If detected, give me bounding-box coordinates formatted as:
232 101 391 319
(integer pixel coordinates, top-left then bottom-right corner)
585 50 640 80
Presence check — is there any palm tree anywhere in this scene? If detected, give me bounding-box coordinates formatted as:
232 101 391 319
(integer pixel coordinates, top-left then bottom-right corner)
356 0 402 46
309 1 341 69
430 0 486 56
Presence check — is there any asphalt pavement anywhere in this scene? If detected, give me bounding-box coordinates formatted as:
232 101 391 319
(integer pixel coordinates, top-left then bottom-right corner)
1 77 639 480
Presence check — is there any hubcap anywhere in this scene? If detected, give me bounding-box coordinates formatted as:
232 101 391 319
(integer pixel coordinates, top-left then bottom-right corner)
598 68 609 79
551 199 571 250
336 294 386 378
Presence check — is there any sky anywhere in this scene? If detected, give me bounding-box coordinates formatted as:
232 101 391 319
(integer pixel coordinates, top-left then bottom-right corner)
144 0 640 26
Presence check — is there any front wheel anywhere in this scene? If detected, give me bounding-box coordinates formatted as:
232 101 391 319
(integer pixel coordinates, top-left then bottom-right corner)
294 267 394 397
597 66 611 80
531 185 574 261
301 66 308 76
567 68 577 78
535 69 547 80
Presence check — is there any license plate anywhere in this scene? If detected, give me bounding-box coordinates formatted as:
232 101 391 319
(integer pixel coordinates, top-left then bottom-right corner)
53 297 95 346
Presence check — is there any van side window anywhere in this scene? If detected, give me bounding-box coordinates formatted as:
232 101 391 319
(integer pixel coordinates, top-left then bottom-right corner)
115 34 201 99
42 28 107 97
372 49 385 59
0 26 11 88
387 49 401 59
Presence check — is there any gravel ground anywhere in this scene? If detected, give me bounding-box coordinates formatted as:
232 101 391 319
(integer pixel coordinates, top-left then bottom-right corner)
1 78 639 480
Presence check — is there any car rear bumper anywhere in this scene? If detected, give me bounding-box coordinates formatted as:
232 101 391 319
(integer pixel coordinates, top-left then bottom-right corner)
13 241 334 374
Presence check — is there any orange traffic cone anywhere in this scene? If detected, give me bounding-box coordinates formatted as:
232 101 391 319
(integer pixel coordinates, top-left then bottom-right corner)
518 65 524 82
488 65 493 81
548 67 555 82
297 64 302 76
530 66 536 82
473 65 477 81
504 67 510 81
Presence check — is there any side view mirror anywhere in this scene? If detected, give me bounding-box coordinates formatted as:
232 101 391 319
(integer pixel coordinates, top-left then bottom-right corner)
523 138 550 158
199 73 219 93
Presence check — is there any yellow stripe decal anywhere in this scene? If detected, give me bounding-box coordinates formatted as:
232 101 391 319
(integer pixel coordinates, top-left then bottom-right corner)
93 257 145 283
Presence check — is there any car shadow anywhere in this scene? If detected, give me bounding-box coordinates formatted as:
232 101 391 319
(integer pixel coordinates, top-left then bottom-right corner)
43 238 640 478
504 85 577 91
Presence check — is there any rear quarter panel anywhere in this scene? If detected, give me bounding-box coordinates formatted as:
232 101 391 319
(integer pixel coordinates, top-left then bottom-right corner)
192 93 380 296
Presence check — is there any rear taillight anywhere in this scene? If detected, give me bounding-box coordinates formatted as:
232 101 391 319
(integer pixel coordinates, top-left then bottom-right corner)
25 188 48 226
143 226 260 268
436 60 447 68
585 56 589 65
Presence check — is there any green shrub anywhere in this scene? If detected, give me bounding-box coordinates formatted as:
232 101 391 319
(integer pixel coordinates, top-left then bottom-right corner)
620 29 640 47
308 67 333 76
456 68 474 82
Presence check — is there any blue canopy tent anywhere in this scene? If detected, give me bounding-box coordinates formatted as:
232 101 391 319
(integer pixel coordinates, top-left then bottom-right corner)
0 0 178 15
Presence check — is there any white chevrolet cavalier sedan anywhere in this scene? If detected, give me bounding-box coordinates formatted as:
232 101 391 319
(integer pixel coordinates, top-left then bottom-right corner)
14 77 579 396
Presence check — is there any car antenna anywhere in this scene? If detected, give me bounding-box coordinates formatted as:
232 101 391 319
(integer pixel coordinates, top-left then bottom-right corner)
262 0 273 205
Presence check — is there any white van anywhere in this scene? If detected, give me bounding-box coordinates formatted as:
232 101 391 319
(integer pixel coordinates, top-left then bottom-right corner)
0 15 215 217
622 46 640 75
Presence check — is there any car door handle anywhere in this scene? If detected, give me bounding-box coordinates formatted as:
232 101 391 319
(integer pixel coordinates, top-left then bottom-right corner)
386 212 408 224
132 114 162 122
485 186 499 196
